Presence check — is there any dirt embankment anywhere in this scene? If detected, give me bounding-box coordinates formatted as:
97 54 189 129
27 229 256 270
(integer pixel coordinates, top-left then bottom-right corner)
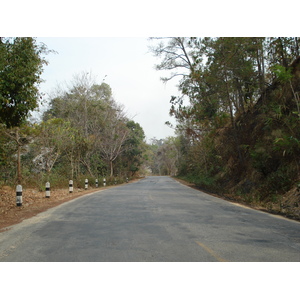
174 177 300 222
0 186 105 231
0 178 143 231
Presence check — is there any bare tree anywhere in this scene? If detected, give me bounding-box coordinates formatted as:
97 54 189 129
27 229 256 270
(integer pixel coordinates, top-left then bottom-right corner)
98 102 130 176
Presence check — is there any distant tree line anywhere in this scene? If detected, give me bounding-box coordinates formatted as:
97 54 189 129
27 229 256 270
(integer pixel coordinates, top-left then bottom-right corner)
147 137 179 176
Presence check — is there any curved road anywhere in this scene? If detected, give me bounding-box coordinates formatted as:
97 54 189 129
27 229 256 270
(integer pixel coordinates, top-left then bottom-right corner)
0 176 299 261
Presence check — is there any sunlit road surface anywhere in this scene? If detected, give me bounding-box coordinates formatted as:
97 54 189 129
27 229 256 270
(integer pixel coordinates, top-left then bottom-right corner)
0 176 299 261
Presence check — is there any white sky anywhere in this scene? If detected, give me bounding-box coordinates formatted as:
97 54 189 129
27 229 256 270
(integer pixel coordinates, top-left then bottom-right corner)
36 37 180 142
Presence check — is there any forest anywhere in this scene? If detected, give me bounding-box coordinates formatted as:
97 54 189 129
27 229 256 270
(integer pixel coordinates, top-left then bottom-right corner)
149 37 300 219
0 37 148 189
1 37 300 219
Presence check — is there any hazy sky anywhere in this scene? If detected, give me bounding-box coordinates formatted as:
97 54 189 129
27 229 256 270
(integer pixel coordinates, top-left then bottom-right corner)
36 37 180 142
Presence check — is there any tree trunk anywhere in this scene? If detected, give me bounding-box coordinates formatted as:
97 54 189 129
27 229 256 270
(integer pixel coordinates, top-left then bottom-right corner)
17 142 22 184
110 160 114 177
295 37 299 57
80 159 94 177
15 128 22 184
224 75 244 164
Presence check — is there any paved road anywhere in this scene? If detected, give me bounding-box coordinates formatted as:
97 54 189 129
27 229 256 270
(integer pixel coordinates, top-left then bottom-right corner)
0 176 299 261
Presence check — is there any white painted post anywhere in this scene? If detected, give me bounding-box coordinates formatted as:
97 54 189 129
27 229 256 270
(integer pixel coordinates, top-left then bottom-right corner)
16 185 22 206
95 179 98 188
126 177 129 183
69 180 73 193
103 178 106 187
45 182 50 198
85 179 88 190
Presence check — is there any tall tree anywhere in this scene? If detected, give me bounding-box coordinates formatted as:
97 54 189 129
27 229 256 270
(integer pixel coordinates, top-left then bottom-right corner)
98 104 130 177
44 73 134 178
267 37 299 69
33 118 75 176
149 37 195 82
118 120 146 176
0 37 49 128
1 123 35 183
0 37 50 183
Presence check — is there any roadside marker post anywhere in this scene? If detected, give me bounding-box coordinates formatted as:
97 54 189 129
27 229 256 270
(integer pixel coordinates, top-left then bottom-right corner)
85 179 88 190
16 185 22 206
69 180 73 193
45 182 50 198
95 179 98 188
103 178 106 187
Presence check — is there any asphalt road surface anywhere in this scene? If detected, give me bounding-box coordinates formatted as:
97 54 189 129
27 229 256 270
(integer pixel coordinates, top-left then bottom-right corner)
0 176 299 261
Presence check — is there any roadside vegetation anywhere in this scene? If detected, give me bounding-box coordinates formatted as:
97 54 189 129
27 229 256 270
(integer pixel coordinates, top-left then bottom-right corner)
0 37 148 193
149 37 300 220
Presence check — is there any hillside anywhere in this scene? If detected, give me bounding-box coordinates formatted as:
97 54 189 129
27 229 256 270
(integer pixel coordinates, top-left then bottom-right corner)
204 56 300 220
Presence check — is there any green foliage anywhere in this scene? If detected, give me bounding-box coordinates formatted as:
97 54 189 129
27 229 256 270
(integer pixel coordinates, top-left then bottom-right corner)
177 173 217 191
118 120 146 176
0 66 147 187
0 127 16 183
272 65 293 82
0 37 49 127
265 165 295 194
250 144 273 175
273 135 300 156
151 37 300 206
41 73 147 181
